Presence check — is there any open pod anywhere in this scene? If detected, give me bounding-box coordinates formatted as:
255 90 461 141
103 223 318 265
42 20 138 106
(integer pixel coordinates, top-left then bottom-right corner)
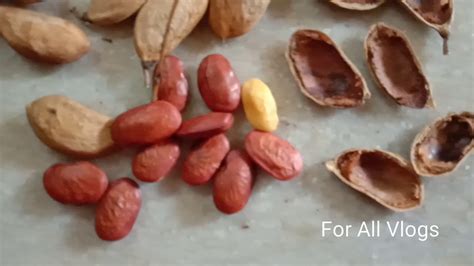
365 23 434 109
326 149 423 211
399 0 453 55
411 112 474 177
329 0 386 10
286 29 370 108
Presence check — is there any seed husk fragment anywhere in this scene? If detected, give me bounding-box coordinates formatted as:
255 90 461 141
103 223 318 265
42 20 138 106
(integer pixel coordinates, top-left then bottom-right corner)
399 0 454 55
365 23 434 109
329 0 386 10
411 112 474 177
209 0 271 39
326 149 423 211
286 29 370 108
26 95 115 158
86 0 146 26
0 7 90 64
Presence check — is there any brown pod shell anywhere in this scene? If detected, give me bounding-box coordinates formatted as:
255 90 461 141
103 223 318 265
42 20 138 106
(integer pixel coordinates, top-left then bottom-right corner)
286 29 370 108
176 112 234 139
326 149 423 212
411 112 474 177
182 134 230 186
14 0 41 5
213 150 255 214
0 7 90 64
198 54 241 112
365 23 434 109
132 140 180 182
209 0 271 39
95 178 141 241
152 55 189 111
329 0 386 10
26 95 115 159
134 0 209 62
86 0 147 26
245 130 303 181
399 0 453 55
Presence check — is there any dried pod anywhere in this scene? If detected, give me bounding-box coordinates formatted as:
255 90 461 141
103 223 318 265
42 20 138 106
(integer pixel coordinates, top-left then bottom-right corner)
365 23 434 109
329 0 386 10
411 112 474 176
134 0 208 63
399 0 453 55
26 95 115 158
209 0 271 39
0 7 90 64
14 0 41 5
286 29 370 108
86 0 146 26
326 149 423 211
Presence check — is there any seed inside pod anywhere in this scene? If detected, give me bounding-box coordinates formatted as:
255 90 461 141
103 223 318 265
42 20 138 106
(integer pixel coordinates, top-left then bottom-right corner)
329 0 386 10
399 0 453 55
286 29 370 108
326 149 423 211
365 23 434 109
411 112 474 177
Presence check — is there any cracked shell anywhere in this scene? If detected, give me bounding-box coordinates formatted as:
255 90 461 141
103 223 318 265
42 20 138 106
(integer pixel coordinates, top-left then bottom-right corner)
329 0 386 10
411 112 474 177
286 29 370 108
326 149 423 212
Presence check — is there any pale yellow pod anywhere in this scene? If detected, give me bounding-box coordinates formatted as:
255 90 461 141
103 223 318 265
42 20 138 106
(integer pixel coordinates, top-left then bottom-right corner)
242 79 278 132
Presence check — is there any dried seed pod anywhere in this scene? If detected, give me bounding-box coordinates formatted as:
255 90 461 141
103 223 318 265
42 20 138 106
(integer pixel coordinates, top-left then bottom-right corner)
329 0 386 10
14 0 41 5
86 0 146 26
286 29 370 108
26 95 115 158
411 112 474 177
399 0 453 55
209 0 271 39
326 149 423 212
0 7 90 64
365 23 434 109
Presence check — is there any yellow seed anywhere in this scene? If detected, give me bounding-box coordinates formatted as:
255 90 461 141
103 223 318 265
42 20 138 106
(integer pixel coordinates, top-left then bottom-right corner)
242 79 279 132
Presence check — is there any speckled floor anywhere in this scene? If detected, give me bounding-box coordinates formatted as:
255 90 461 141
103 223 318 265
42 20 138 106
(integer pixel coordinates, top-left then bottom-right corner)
0 0 473 265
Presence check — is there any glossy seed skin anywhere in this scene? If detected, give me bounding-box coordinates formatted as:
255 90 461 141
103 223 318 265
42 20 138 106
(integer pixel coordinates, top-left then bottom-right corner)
176 112 234 139
132 140 180 182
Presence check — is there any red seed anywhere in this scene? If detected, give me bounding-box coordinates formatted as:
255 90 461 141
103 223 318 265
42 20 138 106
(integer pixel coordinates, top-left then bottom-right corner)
198 54 241 112
132 140 180 182
245 130 303 181
176 112 234 139
111 101 182 146
182 134 230 185
213 150 254 214
43 161 108 205
95 178 141 241
153 55 188 111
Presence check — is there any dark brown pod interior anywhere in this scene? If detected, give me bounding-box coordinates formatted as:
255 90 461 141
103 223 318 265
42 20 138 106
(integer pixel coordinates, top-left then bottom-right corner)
365 23 433 109
411 112 474 176
326 149 423 211
287 29 370 108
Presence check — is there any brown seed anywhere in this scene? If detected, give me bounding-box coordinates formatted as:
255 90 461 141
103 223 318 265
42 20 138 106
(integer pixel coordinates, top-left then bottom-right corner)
244 130 303 181
176 112 234 139
0 7 90 64
411 112 474 177
152 55 189 111
182 134 230 186
86 0 147 26
26 95 115 158
326 149 423 212
329 0 386 10
365 23 434 109
132 140 180 182
13 0 41 5
209 0 271 39
286 29 370 108
399 0 453 55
